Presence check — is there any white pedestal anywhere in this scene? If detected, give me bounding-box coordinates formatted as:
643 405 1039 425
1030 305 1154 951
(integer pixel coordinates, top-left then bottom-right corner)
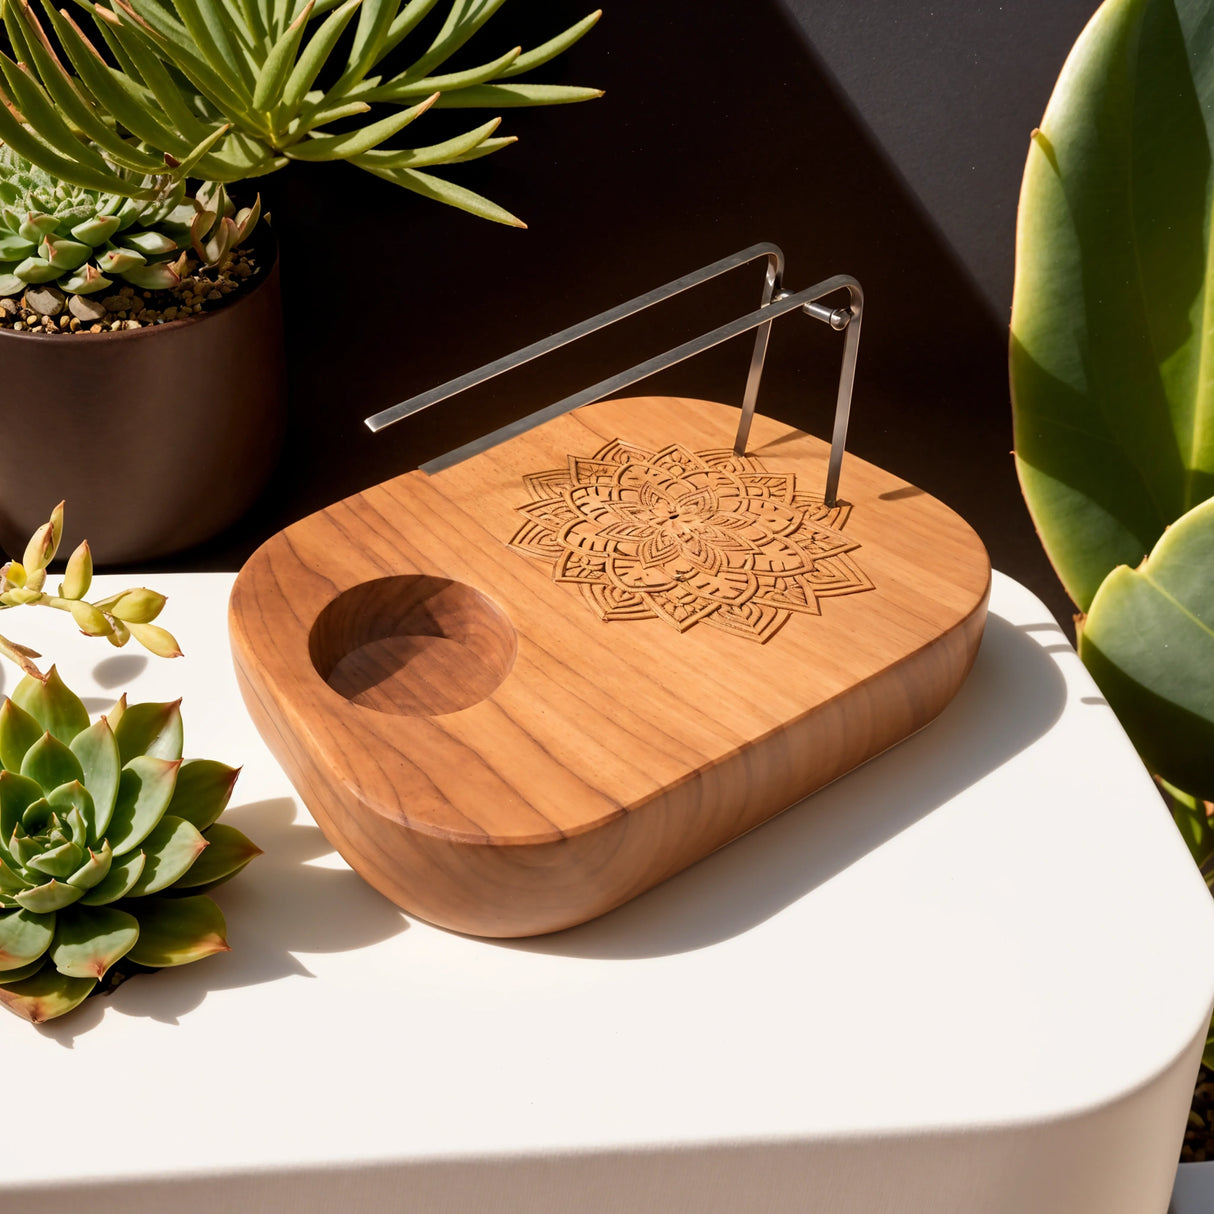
1 571 1209 1213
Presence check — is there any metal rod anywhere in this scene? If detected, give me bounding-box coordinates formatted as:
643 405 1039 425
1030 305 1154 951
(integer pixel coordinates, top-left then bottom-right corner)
732 254 783 454
365 241 785 433
421 274 863 508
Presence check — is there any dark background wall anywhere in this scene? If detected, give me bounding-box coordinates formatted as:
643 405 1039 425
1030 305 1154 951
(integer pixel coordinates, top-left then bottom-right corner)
151 0 1096 627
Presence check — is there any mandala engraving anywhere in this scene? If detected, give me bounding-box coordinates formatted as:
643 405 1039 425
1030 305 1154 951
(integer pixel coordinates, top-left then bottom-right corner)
508 439 873 643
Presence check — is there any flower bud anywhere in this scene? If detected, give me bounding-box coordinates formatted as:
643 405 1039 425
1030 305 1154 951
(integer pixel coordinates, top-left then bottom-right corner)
69 601 113 637
2 560 27 589
22 523 55 573
127 622 182 658
108 587 166 624
59 541 93 601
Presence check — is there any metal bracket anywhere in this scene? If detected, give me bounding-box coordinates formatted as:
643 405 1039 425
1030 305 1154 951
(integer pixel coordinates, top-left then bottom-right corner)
364 241 863 506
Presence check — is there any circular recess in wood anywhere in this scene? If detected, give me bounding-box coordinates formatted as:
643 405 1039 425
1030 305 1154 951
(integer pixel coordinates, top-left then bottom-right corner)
309 576 517 716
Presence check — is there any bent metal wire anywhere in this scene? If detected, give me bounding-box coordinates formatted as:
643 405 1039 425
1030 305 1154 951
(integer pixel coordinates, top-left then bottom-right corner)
364 242 863 507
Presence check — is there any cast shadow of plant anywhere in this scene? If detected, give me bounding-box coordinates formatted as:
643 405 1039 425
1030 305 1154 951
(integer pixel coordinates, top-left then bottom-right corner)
36 797 408 1043
505 613 1069 961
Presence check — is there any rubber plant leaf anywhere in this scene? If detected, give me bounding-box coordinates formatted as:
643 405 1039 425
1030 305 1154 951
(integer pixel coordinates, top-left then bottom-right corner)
1010 0 1214 611
1079 496 1214 799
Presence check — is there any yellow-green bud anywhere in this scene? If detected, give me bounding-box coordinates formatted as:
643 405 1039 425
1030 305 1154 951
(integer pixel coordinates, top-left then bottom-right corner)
48 501 64 554
69 601 113 637
108 587 167 624
60 541 93 601
1 587 41 605
2 560 27 588
22 522 55 573
127 622 182 658
106 619 131 648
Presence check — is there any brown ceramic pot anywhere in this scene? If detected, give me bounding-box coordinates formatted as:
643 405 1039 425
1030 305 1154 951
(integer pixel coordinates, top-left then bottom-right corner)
0 235 285 565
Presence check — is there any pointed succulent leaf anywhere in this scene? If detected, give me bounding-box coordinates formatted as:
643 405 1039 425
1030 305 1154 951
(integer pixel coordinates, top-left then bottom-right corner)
26 839 84 880
354 162 524 227
0 957 50 985
70 717 121 837
13 255 59 283
66 840 112 892
126 894 228 967
0 698 43 773
252 0 313 111
50 903 139 978
0 856 33 895
0 907 53 970
166 759 240 831
59 541 92 601
106 620 131 649
107 588 166 624
78 849 145 905
45 780 95 834
0 965 95 1022
70 214 122 246
20 732 85 792
430 83 604 108
17 213 57 242
282 0 362 111
174 821 260 889
500 9 602 78
127 815 207 895
113 700 183 765
41 235 91 271
104 694 127 736
119 230 179 257
14 878 84 913
123 261 182 290
59 265 112 295
234 195 261 244
0 234 36 258
286 94 437 161
106 756 181 856
200 217 237 267
0 770 46 844
97 246 145 274
12 667 90 744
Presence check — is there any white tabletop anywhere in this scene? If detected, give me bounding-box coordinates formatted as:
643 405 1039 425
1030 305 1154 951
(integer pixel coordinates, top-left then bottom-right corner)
3 571 1210 1212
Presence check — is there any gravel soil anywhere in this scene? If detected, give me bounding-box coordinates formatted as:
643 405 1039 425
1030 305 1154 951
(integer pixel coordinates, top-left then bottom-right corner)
0 248 263 334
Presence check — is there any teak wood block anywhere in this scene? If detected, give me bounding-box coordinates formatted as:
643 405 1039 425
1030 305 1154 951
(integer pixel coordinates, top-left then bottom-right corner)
229 397 991 937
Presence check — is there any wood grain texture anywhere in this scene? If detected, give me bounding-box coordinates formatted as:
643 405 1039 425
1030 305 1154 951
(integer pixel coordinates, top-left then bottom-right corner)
229 397 991 937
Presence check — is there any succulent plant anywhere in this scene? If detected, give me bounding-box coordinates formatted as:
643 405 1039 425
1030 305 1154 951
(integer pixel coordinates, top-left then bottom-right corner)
0 668 258 1022
0 501 184 679
0 0 601 225
0 145 259 297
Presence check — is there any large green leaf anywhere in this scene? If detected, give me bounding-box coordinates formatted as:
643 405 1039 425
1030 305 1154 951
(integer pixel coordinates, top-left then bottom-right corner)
1079 496 1214 797
1010 0 1214 611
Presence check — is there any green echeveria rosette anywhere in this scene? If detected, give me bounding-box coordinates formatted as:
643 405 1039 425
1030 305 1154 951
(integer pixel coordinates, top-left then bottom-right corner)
0 145 259 299
0 667 259 1023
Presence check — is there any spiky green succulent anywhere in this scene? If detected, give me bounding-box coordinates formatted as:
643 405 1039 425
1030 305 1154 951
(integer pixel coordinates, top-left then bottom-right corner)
0 0 600 226
0 668 258 1023
0 145 258 297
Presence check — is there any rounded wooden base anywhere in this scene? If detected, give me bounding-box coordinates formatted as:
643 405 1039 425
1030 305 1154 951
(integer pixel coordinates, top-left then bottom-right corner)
230 397 991 936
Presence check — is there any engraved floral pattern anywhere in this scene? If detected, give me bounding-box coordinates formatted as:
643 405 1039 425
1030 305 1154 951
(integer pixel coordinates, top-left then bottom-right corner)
508 439 872 642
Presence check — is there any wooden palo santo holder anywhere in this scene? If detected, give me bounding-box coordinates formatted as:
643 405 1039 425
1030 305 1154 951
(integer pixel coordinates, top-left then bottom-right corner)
230 392 989 938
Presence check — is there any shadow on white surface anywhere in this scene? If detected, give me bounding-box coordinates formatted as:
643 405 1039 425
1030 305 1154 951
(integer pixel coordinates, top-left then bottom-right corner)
92 653 150 688
33 797 409 1043
506 613 1069 959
